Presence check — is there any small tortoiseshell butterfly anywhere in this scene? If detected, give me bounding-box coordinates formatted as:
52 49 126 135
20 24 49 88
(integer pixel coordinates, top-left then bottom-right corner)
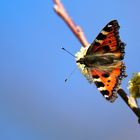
75 20 127 102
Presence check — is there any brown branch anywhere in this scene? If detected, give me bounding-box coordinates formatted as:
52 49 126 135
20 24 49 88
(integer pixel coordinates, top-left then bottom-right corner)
53 0 89 47
53 0 140 123
118 89 140 123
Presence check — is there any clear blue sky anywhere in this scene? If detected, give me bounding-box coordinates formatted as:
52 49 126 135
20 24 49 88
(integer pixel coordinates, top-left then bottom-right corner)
0 0 140 140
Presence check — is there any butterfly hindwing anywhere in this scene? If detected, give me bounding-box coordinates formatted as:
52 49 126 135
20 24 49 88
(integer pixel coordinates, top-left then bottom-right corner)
88 61 126 102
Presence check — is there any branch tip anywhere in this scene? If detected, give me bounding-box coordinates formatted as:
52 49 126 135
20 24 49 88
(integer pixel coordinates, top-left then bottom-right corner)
53 0 89 47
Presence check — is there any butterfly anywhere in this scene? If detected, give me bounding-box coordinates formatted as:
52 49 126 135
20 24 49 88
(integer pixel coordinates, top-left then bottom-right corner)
75 20 127 102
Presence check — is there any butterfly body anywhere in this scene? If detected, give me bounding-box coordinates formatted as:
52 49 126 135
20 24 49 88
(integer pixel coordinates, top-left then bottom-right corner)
77 53 119 67
76 20 127 102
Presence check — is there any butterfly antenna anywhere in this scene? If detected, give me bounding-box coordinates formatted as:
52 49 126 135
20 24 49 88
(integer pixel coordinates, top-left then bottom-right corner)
64 67 77 82
61 47 76 58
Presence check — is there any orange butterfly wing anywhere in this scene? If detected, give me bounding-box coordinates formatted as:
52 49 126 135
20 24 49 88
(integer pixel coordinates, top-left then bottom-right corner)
89 62 126 102
86 20 126 102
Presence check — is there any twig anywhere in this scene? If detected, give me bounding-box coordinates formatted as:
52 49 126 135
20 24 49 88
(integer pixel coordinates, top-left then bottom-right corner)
53 0 89 47
53 0 140 123
118 89 140 123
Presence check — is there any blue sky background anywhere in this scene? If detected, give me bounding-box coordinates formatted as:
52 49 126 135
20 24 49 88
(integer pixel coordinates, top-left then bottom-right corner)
0 0 140 140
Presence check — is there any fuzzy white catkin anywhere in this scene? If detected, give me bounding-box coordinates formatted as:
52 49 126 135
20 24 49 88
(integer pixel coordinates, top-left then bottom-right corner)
128 72 140 98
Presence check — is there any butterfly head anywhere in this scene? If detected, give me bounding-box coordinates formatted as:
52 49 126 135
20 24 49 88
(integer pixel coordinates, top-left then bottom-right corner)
76 58 85 65
76 56 93 67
